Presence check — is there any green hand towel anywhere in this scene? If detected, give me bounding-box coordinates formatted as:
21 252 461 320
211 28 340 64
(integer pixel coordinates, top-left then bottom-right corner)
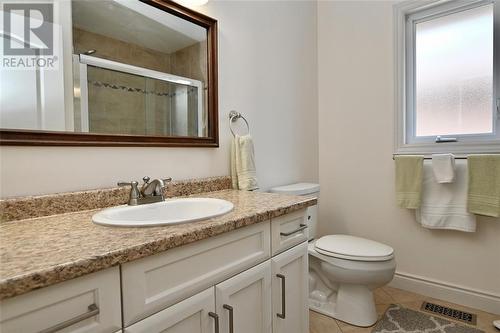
395 155 424 209
467 155 500 217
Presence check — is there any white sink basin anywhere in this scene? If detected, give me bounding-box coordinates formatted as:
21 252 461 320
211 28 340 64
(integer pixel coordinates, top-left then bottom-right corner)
92 198 234 227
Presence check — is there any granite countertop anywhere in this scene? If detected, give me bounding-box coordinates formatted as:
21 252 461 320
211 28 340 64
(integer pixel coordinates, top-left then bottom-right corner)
0 189 316 300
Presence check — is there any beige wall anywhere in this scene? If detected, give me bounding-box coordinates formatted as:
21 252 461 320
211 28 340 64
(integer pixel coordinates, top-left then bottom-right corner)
0 1 318 198
74 28 208 84
171 41 208 84
318 0 500 307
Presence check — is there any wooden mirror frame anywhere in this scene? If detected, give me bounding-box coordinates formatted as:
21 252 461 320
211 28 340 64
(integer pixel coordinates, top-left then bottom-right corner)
0 0 218 147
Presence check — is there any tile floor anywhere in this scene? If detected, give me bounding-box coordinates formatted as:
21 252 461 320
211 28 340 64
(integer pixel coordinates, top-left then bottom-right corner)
309 286 499 333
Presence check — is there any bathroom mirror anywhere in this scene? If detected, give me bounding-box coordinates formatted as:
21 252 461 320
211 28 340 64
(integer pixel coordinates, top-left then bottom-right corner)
0 0 218 146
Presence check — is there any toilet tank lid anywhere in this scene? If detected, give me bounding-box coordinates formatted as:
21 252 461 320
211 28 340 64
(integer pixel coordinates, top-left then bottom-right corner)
269 183 320 196
315 235 394 261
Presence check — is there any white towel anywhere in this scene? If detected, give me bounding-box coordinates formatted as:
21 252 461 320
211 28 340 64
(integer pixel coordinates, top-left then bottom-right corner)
231 135 259 191
416 160 476 232
432 153 455 183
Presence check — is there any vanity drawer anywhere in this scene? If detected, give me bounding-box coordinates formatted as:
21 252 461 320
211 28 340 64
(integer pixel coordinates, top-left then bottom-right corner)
0 266 121 333
271 209 308 256
122 221 271 326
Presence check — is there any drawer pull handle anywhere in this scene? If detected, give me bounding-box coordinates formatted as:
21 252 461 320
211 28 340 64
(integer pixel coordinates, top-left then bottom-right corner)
223 304 234 333
280 224 307 237
276 274 286 319
209 312 220 333
38 304 99 333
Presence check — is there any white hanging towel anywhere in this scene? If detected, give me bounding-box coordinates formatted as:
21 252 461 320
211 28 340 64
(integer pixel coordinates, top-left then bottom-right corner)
231 134 259 191
431 153 456 183
416 160 476 232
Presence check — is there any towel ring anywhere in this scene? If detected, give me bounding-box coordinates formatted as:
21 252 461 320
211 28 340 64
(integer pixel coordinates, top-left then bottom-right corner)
229 110 250 136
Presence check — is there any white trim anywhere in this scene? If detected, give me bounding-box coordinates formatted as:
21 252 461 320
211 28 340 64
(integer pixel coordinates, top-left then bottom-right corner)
78 60 89 133
410 0 494 22
60 0 75 131
394 0 500 154
395 140 500 155
79 54 203 90
495 0 500 135
389 271 500 315
113 0 206 43
394 0 442 155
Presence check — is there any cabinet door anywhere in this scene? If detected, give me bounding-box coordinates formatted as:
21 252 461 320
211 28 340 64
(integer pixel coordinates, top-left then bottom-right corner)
272 241 309 333
215 261 272 333
124 287 216 333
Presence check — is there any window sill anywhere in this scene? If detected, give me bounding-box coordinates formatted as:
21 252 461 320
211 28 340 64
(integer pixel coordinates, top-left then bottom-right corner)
395 140 500 155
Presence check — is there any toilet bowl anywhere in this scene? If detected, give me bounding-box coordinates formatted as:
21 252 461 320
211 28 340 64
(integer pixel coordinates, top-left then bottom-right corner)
270 183 396 327
308 236 396 327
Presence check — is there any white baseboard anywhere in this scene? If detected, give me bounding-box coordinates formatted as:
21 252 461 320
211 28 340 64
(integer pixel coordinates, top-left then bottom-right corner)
389 271 500 315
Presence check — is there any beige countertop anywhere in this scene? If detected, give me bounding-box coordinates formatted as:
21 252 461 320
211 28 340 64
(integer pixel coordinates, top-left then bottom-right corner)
0 189 316 300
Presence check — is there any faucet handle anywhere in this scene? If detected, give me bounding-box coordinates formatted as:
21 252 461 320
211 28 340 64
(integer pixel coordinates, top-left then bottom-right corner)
163 177 172 183
142 176 150 184
117 181 138 187
117 181 141 200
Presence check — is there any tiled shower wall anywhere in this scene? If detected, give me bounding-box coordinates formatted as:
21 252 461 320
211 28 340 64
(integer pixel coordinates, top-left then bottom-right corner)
73 28 207 136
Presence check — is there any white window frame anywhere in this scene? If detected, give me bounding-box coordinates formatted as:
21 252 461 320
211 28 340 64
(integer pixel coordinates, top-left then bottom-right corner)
394 0 500 154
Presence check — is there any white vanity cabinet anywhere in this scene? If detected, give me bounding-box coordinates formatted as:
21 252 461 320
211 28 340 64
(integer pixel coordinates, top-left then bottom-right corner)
0 209 309 333
121 209 309 333
215 261 272 333
272 242 309 333
121 221 271 326
124 287 216 333
0 267 122 333
123 260 273 333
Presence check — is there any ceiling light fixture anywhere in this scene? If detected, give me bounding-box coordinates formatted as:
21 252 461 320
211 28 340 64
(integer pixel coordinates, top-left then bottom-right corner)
174 0 209 7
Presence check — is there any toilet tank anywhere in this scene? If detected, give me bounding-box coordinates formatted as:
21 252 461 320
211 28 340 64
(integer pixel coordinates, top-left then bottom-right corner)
269 183 320 241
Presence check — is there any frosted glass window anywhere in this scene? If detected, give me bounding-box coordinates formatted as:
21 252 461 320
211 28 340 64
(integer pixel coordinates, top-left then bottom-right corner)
414 4 494 137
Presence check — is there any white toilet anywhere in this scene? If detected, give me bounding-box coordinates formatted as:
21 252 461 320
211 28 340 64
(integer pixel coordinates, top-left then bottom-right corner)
270 183 396 327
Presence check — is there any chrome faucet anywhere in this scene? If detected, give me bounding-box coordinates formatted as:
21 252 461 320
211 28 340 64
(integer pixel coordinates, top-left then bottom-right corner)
118 177 172 206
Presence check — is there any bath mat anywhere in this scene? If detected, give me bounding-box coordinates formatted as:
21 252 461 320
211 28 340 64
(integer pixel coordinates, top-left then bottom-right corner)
371 304 484 333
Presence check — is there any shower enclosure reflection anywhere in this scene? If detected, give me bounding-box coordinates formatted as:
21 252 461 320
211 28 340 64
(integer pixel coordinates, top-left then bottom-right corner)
73 56 205 137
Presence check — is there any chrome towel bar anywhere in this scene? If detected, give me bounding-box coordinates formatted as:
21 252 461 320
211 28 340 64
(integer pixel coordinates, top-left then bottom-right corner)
229 110 250 136
392 155 468 160
392 154 499 160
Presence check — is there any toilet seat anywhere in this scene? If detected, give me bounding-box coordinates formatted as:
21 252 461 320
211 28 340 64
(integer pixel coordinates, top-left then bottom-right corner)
315 235 394 262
